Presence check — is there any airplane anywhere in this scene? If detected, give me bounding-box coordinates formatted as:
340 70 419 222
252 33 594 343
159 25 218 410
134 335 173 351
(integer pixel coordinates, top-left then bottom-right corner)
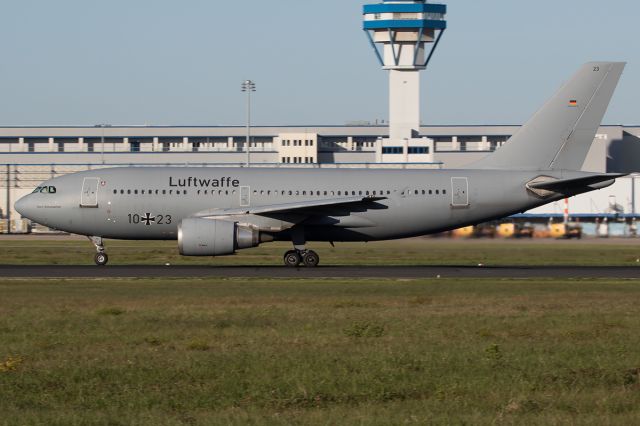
15 62 626 267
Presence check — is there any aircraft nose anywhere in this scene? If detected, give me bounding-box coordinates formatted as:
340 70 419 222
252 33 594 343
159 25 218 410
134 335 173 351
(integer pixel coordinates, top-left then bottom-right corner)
14 194 35 219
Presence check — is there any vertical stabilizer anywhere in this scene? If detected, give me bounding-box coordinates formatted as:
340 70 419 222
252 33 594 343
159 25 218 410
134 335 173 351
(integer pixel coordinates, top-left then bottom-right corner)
471 62 625 171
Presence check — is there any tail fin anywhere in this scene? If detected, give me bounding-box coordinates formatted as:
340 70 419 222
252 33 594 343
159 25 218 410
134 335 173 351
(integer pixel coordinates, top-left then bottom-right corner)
472 62 625 171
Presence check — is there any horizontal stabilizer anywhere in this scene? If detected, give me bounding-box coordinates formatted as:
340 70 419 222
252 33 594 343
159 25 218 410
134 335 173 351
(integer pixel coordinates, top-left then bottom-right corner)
195 196 386 217
527 173 626 194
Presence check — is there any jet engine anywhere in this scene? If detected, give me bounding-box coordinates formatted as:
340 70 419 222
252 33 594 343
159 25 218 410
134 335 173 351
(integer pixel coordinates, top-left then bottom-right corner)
178 218 268 256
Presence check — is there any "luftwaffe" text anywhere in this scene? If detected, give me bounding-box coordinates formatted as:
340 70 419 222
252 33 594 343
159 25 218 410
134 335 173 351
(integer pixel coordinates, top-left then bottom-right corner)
169 176 240 188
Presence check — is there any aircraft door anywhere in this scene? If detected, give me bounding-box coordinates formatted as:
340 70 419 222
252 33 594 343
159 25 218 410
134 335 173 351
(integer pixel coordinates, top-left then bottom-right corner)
80 177 100 208
451 177 469 207
240 186 250 207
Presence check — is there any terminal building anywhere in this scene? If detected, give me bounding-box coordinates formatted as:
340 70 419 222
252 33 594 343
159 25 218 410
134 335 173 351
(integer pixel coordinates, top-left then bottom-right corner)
1 123 639 232
1 123 639 170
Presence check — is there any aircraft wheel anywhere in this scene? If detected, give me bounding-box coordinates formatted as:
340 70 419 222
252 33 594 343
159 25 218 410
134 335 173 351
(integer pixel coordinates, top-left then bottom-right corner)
94 252 109 266
283 250 301 267
302 250 320 268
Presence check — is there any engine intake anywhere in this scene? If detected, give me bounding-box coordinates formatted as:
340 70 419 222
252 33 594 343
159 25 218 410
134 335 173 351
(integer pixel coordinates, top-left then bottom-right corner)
178 218 265 256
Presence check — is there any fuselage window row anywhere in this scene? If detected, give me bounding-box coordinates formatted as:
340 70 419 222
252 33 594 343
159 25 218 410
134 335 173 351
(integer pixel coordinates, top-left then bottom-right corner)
110 188 447 197
113 189 192 195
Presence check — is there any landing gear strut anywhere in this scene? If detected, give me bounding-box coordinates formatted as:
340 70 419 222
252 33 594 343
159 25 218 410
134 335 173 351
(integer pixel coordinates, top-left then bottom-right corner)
283 249 320 268
88 236 108 266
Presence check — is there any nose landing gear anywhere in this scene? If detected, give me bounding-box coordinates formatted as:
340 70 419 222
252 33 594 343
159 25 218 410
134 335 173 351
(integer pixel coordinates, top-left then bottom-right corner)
94 252 109 266
88 236 109 266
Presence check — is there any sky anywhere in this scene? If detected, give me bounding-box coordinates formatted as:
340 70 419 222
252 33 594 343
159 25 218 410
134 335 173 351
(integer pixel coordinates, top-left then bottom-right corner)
0 0 638 126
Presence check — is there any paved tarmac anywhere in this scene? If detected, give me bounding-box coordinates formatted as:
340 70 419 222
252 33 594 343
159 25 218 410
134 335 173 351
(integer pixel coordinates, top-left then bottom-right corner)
0 265 638 279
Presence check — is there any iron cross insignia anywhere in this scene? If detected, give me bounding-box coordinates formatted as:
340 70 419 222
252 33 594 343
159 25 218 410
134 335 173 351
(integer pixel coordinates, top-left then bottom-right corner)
141 213 156 226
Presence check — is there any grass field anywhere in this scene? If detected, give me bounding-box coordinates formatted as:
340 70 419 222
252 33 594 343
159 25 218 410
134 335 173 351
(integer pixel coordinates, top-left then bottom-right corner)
1 239 640 424
2 277 640 425
0 237 639 266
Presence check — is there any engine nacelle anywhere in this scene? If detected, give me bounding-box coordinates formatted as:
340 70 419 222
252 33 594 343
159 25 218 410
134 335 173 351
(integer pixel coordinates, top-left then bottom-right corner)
178 218 262 256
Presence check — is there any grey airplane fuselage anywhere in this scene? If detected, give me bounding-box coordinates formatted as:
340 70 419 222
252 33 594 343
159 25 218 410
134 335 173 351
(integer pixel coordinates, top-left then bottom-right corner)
13 62 627 262
17 167 584 243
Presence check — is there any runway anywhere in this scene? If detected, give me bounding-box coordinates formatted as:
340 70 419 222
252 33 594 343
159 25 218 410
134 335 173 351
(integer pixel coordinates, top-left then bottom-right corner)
0 265 638 279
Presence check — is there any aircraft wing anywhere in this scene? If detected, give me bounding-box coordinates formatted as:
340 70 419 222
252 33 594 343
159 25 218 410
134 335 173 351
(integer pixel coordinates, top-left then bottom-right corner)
194 196 387 218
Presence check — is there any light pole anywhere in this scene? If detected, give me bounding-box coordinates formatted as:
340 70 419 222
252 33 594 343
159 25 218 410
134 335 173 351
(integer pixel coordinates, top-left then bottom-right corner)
95 123 110 165
241 80 256 167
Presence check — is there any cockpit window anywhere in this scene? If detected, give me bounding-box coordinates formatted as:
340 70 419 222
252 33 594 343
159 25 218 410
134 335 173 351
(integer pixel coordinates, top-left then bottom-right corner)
32 186 57 194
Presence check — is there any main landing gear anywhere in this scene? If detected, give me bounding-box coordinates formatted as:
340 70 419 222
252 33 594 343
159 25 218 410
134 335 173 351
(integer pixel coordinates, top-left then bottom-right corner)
88 236 109 266
283 227 319 267
283 249 320 268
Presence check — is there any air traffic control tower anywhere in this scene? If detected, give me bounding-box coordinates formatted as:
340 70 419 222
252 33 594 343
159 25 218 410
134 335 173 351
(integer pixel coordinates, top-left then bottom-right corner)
363 0 446 163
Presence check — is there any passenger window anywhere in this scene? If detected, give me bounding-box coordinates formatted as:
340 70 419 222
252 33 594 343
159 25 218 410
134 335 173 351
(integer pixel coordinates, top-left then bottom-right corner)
162 190 166 195
443 190 447 194
184 190 188 195
141 190 145 195
429 190 433 195
127 190 131 195
435 190 439 195
113 190 117 194
134 190 138 195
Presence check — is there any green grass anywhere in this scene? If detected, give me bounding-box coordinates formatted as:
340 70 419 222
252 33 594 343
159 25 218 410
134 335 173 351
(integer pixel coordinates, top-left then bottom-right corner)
2 277 640 424
0 238 639 266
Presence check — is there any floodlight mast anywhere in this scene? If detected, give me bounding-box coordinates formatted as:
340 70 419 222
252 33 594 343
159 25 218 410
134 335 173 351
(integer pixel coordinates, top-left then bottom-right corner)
363 0 446 163
241 80 256 167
